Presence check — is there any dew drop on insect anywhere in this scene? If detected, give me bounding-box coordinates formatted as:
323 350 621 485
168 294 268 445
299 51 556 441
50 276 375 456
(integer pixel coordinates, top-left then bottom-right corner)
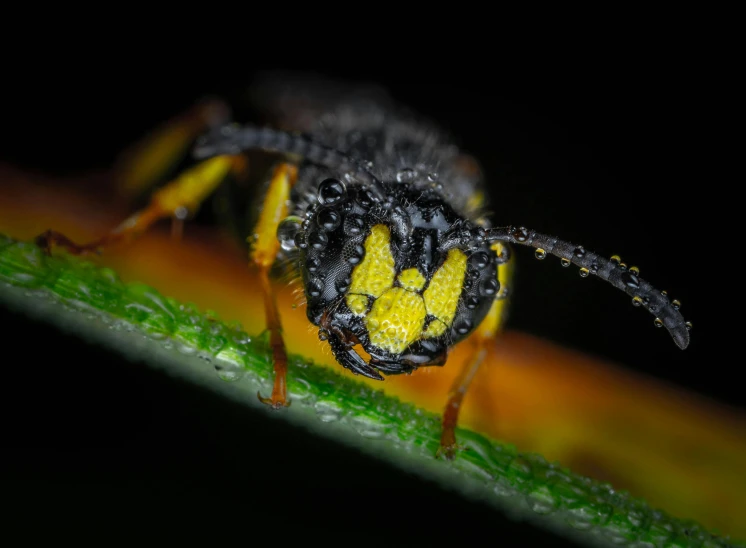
428 172 439 182
632 296 643 307
685 321 693 330
661 290 668 297
308 278 324 298
294 232 307 249
535 248 546 260
455 319 472 335
610 255 621 265
317 208 341 231
470 251 490 270
465 296 480 309
347 245 365 265
511 226 529 242
579 267 589 277
560 258 571 267
621 271 640 289
336 276 351 293
573 246 586 258
396 167 416 183
654 318 664 328
318 178 346 205
619 262 628 271
277 216 303 251
306 256 321 273
480 278 499 296
630 266 640 276
308 231 328 250
345 214 365 236
672 299 681 310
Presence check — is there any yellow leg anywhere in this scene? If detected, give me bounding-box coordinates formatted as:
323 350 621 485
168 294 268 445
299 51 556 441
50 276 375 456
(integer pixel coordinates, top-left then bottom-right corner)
36 155 245 255
113 99 231 199
438 242 514 460
253 163 298 409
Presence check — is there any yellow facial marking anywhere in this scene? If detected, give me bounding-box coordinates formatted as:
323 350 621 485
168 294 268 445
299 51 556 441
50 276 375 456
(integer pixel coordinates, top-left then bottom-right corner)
365 287 427 353
397 268 426 291
422 249 468 338
346 294 369 316
423 318 448 338
348 224 396 298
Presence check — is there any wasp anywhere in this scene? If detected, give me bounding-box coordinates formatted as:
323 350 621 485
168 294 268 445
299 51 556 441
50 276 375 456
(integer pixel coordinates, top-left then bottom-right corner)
35 76 691 459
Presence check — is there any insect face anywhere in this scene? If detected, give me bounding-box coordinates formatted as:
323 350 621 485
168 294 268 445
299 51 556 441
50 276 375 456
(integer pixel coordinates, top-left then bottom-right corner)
285 179 500 381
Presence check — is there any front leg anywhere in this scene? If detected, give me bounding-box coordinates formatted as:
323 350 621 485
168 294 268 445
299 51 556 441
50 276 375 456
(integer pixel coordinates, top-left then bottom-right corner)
438 241 513 460
251 163 298 409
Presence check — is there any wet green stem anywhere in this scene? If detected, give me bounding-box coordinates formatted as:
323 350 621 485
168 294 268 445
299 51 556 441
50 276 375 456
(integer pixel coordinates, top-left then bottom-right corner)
0 233 740 548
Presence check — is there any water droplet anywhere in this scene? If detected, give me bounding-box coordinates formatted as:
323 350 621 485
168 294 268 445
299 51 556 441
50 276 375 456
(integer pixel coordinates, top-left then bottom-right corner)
511 226 529 242
293 232 307 249
347 245 365 265
632 296 643 307
610 255 621 265
654 318 664 328
630 266 640 275
455 319 472 335
318 178 346 205
277 216 303 250
535 248 546 260
356 188 376 209
396 167 416 183
314 400 343 423
345 214 365 236
621 271 640 289
619 262 628 271
579 267 589 277
308 278 324 298
560 258 571 267
480 278 499 297
685 321 693 330
427 172 439 182
465 296 480 309
527 487 557 515
305 256 321 273
573 246 586 258
493 478 517 497
317 209 341 231
308 231 328 250
661 290 668 297
349 415 390 438
335 276 351 293
672 299 681 310
214 363 245 382
470 251 490 269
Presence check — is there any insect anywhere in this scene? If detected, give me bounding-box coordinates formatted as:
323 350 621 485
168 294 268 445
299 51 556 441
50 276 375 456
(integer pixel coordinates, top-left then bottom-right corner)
35 76 691 459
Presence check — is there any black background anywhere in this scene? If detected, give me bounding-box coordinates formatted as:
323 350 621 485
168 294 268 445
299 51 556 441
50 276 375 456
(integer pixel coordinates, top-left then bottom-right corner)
0 53 732 546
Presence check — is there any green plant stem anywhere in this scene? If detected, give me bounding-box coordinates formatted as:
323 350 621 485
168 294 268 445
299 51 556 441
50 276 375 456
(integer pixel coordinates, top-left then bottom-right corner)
0 233 740 548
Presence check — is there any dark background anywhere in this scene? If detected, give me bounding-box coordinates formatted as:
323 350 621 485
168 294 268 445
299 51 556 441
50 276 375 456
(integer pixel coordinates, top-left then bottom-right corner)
0 58 729 545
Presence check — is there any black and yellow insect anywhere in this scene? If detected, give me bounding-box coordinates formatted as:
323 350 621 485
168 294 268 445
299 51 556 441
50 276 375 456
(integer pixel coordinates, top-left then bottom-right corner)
35 77 691 459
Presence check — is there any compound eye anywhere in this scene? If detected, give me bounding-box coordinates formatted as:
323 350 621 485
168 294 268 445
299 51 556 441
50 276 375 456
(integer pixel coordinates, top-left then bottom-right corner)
318 178 347 205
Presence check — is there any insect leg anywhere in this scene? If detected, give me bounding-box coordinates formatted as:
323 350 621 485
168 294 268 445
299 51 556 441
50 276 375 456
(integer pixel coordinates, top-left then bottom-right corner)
252 163 298 409
36 155 246 255
438 242 514 460
113 99 231 200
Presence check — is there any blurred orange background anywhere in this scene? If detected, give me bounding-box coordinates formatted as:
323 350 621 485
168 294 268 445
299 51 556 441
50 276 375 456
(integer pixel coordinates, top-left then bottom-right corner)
1 167 744 539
